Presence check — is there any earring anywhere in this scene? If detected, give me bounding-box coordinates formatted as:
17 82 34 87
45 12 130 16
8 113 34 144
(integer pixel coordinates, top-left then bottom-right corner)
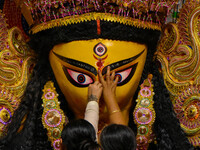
42 81 67 150
133 74 156 150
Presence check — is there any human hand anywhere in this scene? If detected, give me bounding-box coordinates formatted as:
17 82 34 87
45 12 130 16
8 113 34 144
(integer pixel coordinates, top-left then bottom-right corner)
98 66 119 100
99 67 126 125
88 81 103 103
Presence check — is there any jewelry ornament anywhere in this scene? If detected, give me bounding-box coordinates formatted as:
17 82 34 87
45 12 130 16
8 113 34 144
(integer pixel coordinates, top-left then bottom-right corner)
0 10 35 137
133 74 155 150
42 81 67 150
157 0 200 147
14 0 178 34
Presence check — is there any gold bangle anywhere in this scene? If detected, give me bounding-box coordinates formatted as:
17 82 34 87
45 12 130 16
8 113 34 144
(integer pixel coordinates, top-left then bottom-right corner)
110 109 121 115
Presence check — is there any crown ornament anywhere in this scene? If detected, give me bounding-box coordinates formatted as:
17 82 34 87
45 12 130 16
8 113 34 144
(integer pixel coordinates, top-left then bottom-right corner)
14 0 178 34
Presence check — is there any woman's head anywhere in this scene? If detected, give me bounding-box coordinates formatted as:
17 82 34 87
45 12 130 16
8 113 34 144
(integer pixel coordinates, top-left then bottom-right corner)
100 124 136 150
61 119 100 150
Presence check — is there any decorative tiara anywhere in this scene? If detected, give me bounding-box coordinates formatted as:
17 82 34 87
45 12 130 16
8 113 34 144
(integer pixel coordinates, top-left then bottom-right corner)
15 0 178 34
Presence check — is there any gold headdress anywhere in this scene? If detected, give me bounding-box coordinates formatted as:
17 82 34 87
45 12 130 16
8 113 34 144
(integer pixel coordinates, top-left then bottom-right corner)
14 0 178 34
157 0 200 147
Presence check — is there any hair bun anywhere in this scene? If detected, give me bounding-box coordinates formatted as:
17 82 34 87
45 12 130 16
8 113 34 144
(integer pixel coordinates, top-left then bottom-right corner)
79 139 99 150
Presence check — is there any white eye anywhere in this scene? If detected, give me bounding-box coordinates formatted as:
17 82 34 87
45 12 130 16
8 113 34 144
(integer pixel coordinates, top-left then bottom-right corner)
115 68 132 84
94 43 107 56
113 63 138 86
67 69 94 87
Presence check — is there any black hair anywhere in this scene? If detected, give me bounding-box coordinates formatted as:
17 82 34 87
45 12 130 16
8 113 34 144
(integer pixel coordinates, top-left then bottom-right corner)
100 124 136 150
0 21 194 150
62 119 100 150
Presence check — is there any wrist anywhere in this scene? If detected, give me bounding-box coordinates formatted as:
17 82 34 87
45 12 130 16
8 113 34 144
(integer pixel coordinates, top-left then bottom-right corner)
88 94 99 102
103 93 116 102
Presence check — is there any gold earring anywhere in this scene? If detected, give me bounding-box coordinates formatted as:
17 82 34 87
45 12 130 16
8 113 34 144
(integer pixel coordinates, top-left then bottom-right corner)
42 81 67 150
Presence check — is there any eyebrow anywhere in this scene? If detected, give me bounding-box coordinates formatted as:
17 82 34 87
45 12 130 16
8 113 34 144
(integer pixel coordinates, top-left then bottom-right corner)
102 49 145 75
53 49 144 76
53 52 98 75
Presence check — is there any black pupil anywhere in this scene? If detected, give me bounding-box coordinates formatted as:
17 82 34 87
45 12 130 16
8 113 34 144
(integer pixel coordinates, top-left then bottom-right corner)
97 47 103 52
77 74 85 83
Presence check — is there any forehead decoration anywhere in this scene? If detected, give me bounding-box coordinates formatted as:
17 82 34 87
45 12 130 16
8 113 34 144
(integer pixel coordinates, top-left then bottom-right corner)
94 42 107 57
93 42 107 70
15 0 178 34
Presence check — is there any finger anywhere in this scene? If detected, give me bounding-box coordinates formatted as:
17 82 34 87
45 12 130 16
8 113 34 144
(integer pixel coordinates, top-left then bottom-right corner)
96 80 101 85
96 81 101 85
88 85 92 95
98 70 105 85
110 71 115 81
114 76 119 86
88 84 92 89
100 86 103 92
94 81 99 85
98 83 103 88
106 66 111 82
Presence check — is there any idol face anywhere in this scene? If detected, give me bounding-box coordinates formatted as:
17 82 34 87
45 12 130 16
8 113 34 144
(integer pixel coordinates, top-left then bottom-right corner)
49 39 147 123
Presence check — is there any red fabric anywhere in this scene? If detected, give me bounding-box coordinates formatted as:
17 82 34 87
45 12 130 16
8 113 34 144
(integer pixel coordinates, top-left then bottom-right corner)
3 0 29 40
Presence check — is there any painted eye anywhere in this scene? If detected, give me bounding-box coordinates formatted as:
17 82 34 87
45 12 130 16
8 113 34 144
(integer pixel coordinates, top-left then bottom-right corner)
115 68 132 84
94 43 107 56
114 64 138 86
66 68 94 87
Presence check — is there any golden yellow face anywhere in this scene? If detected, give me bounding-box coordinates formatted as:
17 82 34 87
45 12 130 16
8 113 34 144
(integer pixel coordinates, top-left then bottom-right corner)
49 39 147 121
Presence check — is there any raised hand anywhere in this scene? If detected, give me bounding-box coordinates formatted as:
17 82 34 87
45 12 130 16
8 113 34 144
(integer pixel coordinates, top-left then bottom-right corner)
88 81 103 103
98 66 118 100
98 66 126 125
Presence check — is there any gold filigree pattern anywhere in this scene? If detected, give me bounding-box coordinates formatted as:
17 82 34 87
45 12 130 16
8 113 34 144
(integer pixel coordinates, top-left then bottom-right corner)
0 27 35 104
14 0 178 34
0 11 35 137
31 12 162 34
133 74 155 150
42 81 67 150
156 0 200 147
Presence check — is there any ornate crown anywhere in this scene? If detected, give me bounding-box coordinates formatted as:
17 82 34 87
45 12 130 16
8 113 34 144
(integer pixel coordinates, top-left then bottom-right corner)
14 0 178 34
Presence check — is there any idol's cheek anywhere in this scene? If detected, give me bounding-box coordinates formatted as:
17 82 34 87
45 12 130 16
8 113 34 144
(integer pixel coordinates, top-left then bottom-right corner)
115 49 147 110
49 51 88 118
